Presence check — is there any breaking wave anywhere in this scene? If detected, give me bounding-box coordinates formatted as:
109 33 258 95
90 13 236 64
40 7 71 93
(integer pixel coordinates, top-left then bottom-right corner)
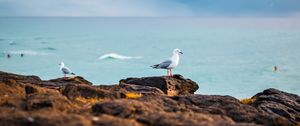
98 53 142 60
4 50 49 56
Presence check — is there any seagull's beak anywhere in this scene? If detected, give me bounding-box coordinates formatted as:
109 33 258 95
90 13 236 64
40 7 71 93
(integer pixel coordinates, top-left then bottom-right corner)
180 52 183 54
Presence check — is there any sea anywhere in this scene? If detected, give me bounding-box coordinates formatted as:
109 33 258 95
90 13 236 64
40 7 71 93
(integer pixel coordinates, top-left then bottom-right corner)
1 17 300 98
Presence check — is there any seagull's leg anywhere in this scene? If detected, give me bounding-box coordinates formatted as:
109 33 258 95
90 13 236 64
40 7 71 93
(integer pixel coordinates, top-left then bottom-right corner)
64 74 66 79
167 70 169 76
168 69 172 77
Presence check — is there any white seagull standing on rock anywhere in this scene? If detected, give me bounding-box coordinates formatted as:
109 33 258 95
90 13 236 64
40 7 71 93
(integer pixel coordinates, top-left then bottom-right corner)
59 62 75 78
151 48 183 76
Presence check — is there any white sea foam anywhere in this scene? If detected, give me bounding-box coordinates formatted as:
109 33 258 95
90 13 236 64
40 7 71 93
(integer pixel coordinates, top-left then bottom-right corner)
98 53 142 60
9 41 17 45
5 50 49 56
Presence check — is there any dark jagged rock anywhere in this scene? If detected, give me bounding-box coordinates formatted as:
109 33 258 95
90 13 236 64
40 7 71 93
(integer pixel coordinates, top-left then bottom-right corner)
0 71 92 90
118 82 165 96
91 97 239 126
250 88 300 125
0 71 42 85
91 96 263 126
48 76 93 85
0 111 91 126
25 85 38 94
25 90 73 111
91 94 294 126
171 95 293 126
62 83 165 101
121 74 199 96
0 80 26 109
0 71 299 126
62 84 120 100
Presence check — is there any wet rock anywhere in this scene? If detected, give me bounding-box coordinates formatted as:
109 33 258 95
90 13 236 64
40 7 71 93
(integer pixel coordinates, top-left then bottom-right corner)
122 74 199 96
250 88 300 125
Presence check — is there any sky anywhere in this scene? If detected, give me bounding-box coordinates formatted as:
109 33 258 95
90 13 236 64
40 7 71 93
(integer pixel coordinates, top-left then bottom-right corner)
0 0 300 17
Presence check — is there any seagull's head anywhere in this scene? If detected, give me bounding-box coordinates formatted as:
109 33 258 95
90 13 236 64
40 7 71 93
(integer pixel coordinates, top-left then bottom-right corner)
59 62 65 66
173 48 183 55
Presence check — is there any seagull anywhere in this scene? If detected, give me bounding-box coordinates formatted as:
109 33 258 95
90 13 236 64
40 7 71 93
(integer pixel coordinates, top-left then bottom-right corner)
151 48 183 76
59 62 75 78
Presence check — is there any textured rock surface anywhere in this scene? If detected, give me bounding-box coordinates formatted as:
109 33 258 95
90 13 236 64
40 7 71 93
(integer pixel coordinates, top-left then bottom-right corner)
91 97 239 126
48 76 93 86
0 71 299 126
250 88 300 124
122 74 199 96
171 95 293 126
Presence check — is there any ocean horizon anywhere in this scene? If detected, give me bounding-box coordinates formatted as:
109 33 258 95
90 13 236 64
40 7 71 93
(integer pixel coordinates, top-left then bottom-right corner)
1 17 300 98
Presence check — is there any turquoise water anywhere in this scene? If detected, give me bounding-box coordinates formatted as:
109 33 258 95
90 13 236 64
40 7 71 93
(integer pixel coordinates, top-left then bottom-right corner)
1 17 300 98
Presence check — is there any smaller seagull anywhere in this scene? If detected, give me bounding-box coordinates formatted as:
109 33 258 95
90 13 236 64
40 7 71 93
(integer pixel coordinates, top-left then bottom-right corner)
59 62 75 78
151 48 183 76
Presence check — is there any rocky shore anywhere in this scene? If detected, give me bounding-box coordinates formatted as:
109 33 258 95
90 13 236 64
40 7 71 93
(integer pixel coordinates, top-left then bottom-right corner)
0 71 299 126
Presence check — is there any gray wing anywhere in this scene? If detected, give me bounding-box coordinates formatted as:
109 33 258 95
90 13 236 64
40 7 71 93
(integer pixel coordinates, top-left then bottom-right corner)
61 67 71 74
152 60 172 69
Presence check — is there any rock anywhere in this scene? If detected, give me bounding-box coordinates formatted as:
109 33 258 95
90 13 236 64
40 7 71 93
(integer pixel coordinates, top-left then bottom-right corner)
62 83 165 101
0 74 74 112
250 88 300 125
0 80 27 109
62 84 119 100
1 71 299 126
172 95 293 126
25 85 38 94
25 92 73 111
121 74 199 96
0 71 92 90
48 76 93 85
0 71 42 85
119 82 165 96
92 96 261 126
91 114 140 126
0 111 92 126
92 94 294 126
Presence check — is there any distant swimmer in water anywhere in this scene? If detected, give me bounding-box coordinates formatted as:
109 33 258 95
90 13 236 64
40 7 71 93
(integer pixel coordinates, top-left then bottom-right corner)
273 66 278 72
20 53 24 57
7 54 11 58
